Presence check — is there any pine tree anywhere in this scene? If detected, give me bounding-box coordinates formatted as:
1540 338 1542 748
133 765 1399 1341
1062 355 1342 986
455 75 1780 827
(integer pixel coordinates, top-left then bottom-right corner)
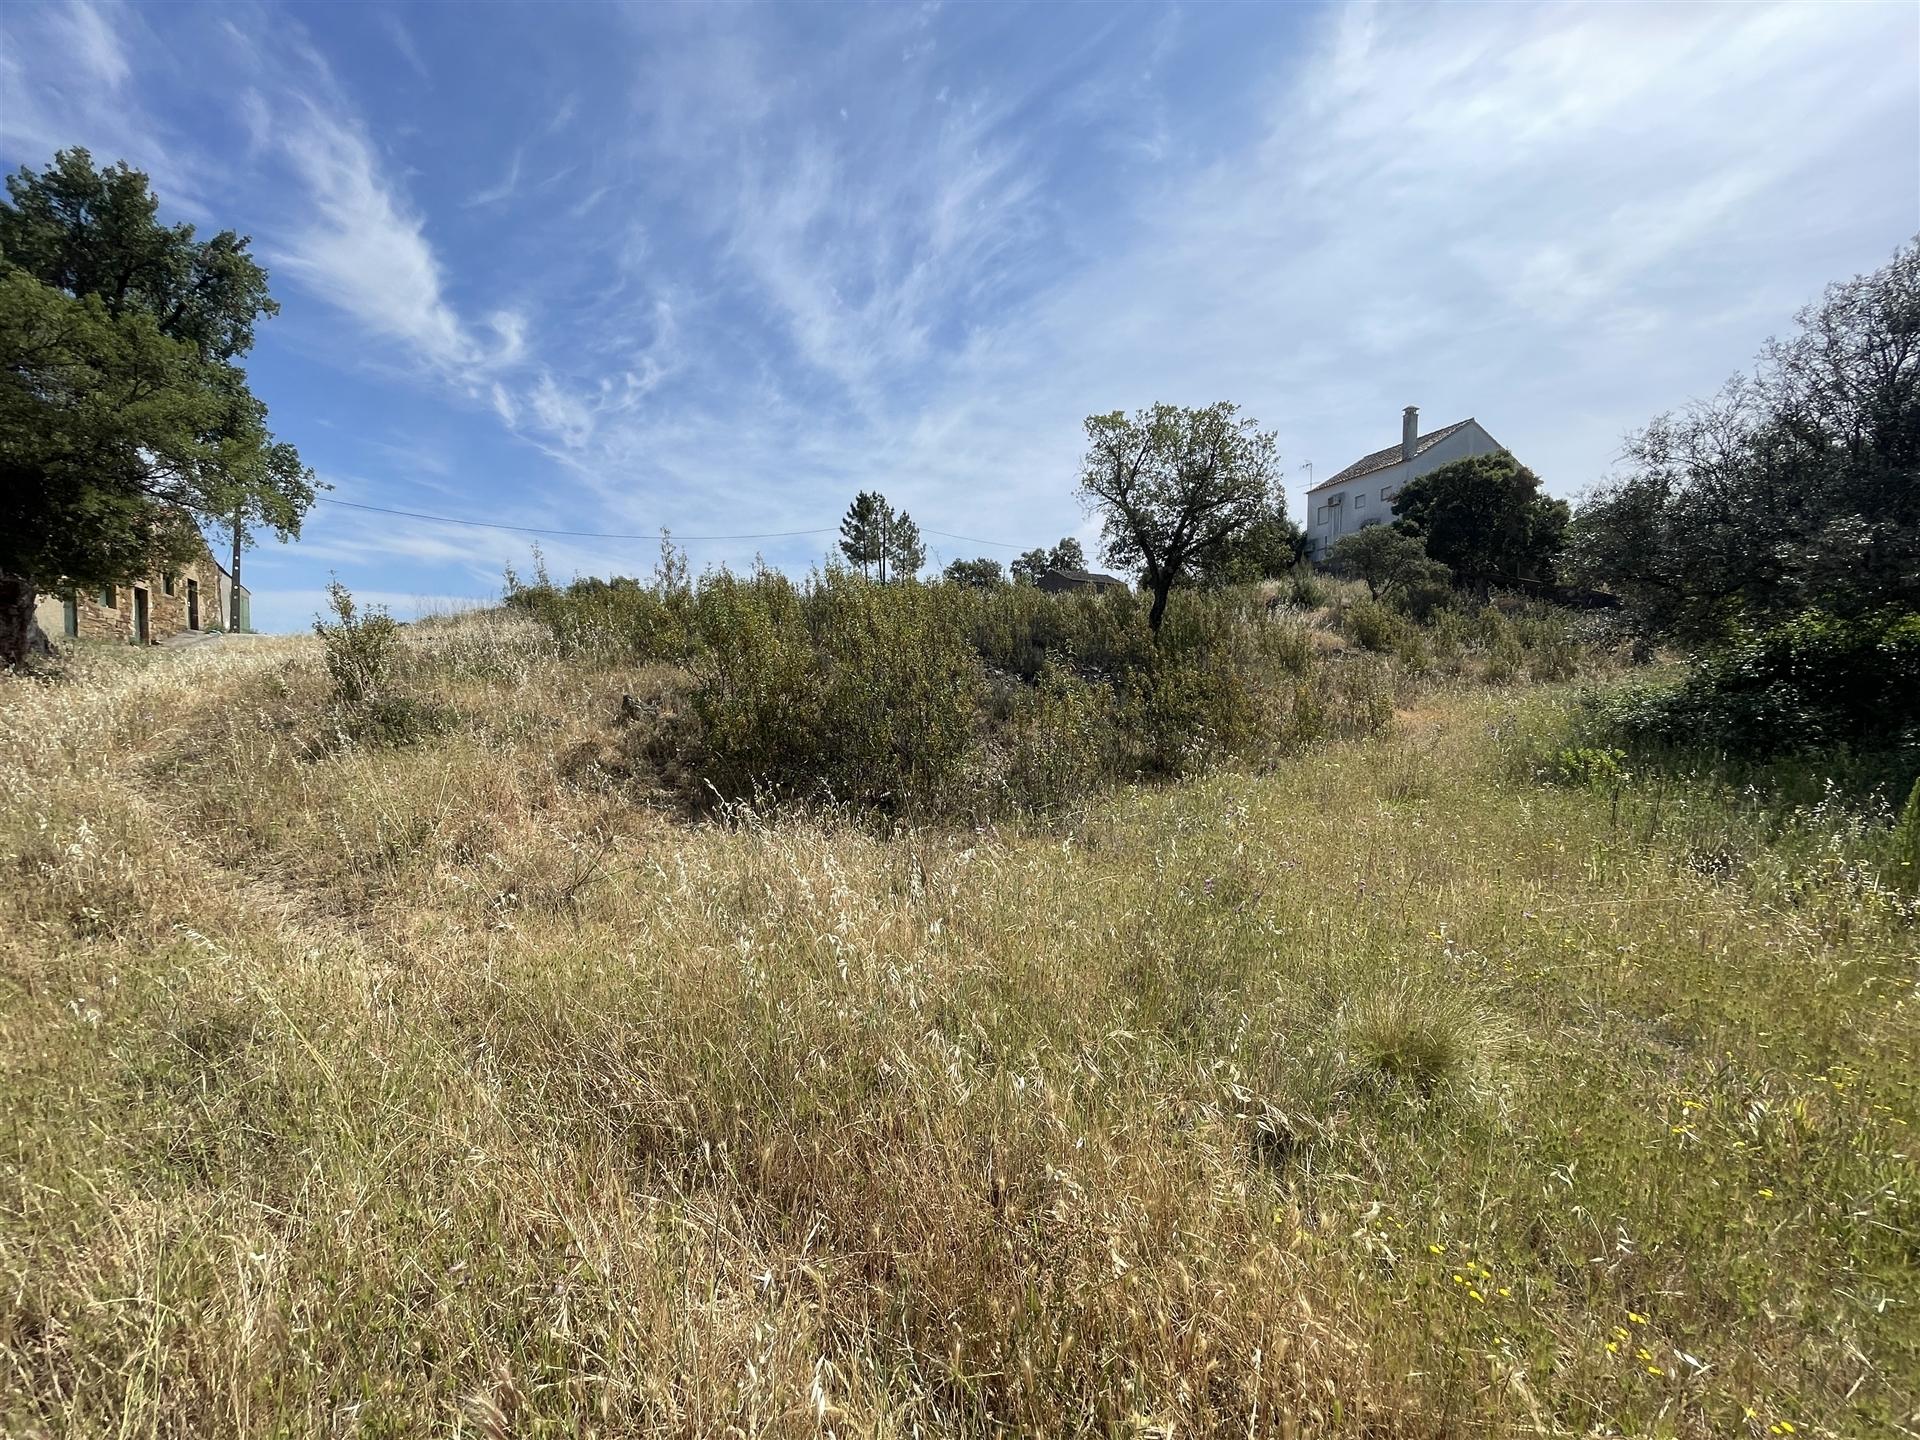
838 491 885 578
886 510 925 581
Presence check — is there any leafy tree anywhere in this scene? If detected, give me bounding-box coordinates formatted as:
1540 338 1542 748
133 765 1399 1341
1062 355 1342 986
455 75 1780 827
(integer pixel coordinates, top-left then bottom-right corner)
884 509 925 581
1391 451 1567 600
838 491 886 578
943 556 1005 588
0 149 314 663
1011 548 1050 584
1189 502 1305 587
1047 536 1087 571
1078 401 1280 631
1565 239 1920 641
1327 525 1451 609
1010 537 1089 583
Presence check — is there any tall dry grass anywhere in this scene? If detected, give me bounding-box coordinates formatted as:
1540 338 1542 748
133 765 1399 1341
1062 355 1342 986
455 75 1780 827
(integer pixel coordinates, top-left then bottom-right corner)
0 618 1913 1437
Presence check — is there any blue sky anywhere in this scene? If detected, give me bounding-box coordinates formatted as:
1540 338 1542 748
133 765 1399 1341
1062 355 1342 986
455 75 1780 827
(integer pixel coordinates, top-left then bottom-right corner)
4 1 1916 631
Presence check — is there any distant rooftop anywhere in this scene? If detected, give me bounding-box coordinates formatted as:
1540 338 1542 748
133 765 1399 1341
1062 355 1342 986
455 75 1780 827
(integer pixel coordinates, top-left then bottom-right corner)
1312 418 1476 493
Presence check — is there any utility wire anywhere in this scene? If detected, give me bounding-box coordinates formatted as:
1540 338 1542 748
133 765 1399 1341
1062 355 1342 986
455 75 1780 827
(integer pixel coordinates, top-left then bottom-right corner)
318 495 1033 551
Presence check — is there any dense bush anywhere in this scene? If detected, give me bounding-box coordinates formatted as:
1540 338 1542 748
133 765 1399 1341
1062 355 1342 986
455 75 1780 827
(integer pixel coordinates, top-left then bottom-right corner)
1561 244 1919 796
682 571 986 813
509 561 1590 820
1606 609 1920 756
1002 659 1114 815
506 572 692 662
313 581 447 745
1566 241 1919 644
1342 598 1406 655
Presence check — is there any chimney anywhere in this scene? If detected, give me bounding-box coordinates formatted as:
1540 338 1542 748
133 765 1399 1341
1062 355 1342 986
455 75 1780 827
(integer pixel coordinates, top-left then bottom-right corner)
1402 405 1419 462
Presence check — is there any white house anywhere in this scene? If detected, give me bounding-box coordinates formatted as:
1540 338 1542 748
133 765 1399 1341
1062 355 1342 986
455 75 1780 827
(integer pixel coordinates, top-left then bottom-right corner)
1305 407 1507 559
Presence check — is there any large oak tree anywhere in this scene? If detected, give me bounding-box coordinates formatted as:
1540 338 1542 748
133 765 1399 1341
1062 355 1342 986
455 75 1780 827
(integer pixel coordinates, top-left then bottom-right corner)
1391 451 1568 601
0 149 314 663
1077 402 1280 631
1565 239 1919 641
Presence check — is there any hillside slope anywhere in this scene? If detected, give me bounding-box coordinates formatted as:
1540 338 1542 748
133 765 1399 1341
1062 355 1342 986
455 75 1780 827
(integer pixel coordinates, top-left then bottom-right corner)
1 624 1914 1437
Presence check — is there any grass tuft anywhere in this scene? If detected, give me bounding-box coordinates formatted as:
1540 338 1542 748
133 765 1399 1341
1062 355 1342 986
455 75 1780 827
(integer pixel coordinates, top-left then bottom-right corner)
1335 973 1506 1099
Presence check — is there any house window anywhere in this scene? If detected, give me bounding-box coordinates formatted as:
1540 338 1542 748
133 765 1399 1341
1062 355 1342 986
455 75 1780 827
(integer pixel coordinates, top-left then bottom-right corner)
1355 492 1366 511
162 572 176 595
97 585 115 608
1382 485 1398 503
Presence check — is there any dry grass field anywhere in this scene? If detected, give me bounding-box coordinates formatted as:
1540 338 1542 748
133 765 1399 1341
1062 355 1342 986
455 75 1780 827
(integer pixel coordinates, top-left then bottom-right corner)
1 615 1914 1437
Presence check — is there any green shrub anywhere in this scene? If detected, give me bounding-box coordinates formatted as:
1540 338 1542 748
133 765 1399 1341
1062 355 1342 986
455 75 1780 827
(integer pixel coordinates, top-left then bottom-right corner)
313 582 446 746
1481 611 1526 684
1343 599 1402 654
1892 777 1920 896
686 571 982 814
959 581 1149 682
1286 564 1330 609
506 574 692 662
1122 648 1240 776
1546 745 1627 790
512 561 1594 821
683 572 823 801
811 575 983 813
1611 610 1920 756
1004 660 1114 815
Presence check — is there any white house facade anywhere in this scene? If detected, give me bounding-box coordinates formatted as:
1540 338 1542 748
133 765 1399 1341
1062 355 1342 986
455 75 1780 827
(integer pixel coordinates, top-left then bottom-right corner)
1306 408 1506 559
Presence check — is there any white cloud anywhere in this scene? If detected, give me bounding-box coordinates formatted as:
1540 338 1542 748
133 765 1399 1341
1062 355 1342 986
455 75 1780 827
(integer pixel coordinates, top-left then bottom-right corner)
0 0 201 208
464 146 523 208
57 0 130 91
9 0 1913 604
269 95 488 375
379 12 430 83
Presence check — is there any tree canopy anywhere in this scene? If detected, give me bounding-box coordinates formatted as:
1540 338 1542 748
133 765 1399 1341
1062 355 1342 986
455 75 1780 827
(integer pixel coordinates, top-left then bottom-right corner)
838 492 886 577
1391 451 1567 600
836 491 924 582
1077 402 1281 630
1010 538 1086 583
1326 524 1450 607
1188 502 1304 588
1047 536 1086 571
885 510 926 580
1565 239 1920 640
942 556 1005 589
0 148 314 662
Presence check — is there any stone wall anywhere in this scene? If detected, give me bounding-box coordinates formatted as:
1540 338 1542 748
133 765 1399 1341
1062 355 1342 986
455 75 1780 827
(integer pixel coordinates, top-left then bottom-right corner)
36 548 236 646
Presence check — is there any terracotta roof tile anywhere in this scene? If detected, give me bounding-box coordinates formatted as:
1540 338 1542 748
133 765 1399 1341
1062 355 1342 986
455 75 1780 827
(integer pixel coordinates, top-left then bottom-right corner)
1311 418 1475 493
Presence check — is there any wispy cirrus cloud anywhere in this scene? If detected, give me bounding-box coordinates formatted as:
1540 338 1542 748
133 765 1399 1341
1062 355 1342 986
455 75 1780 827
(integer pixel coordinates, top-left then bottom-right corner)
56 0 130 90
0 0 203 207
463 145 523 208
267 93 492 375
5 0 1915 629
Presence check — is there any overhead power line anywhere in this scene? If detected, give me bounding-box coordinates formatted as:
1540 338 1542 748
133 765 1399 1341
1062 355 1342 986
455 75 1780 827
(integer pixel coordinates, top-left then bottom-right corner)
319 496 831 542
317 496 1033 551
